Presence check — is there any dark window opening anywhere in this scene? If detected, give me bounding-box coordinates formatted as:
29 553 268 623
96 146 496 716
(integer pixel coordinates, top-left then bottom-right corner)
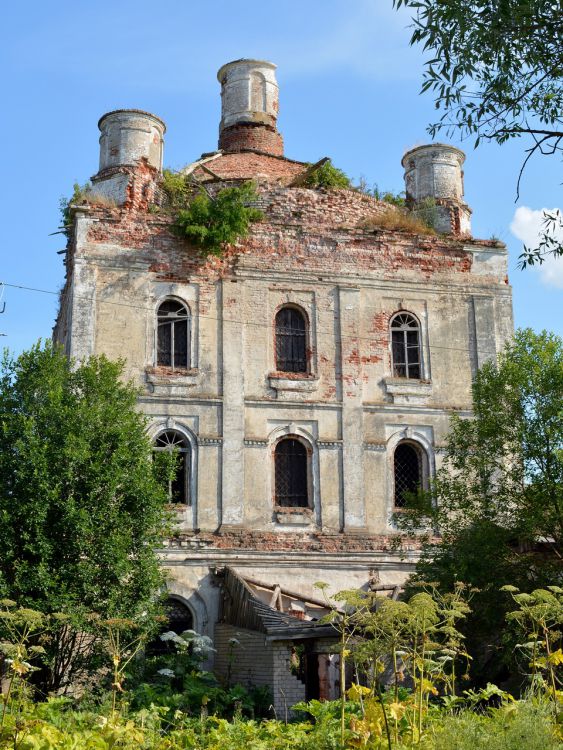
154 430 190 505
275 438 309 508
157 300 190 369
394 442 422 508
147 598 194 656
391 313 421 379
275 307 307 373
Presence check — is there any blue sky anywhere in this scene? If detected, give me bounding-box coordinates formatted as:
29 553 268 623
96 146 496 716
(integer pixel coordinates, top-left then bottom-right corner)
1 0 561 352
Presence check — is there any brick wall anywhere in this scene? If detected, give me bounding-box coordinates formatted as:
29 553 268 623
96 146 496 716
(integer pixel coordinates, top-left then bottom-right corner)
219 124 284 156
213 625 306 716
193 151 304 182
271 641 306 716
81 179 475 283
214 623 273 688
165 529 424 552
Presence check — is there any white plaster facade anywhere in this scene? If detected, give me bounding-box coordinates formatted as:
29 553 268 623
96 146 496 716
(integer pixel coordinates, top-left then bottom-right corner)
53 59 513 652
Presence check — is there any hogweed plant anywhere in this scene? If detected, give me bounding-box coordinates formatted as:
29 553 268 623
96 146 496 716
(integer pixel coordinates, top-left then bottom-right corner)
312 581 474 748
100 618 147 717
502 585 563 710
0 601 48 747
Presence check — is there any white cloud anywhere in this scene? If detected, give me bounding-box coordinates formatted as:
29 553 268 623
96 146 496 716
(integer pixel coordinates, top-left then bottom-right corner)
510 206 563 289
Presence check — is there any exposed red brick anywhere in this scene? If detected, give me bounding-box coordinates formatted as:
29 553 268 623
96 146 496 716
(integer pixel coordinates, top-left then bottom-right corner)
219 123 284 156
193 151 304 183
168 529 424 553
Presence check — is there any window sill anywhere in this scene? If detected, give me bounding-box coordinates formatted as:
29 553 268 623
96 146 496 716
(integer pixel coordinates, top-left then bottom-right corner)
383 377 432 405
274 507 314 525
146 367 200 389
268 372 319 394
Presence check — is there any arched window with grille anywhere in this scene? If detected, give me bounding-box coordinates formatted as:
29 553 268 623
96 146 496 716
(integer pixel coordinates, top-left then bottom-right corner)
157 299 190 369
153 430 190 505
391 312 421 379
394 442 423 508
275 306 307 373
274 437 309 508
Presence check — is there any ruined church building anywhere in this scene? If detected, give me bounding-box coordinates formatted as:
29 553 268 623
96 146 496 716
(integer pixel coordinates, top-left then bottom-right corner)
54 60 513 706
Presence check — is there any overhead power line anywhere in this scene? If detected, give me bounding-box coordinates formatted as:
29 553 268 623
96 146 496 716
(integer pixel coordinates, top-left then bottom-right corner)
1 281 502 356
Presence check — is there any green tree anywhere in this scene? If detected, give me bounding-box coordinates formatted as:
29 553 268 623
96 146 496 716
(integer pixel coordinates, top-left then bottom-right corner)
394 0 563 267
0 342 171 692
396 329 563 685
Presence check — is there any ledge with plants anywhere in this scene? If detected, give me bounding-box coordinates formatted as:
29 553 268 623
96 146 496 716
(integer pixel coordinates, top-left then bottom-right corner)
154 169 264 257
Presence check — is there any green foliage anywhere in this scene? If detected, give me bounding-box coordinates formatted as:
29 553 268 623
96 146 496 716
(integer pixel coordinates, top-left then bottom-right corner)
59 182 91 236
398 328 563 685
127 626 272 725
412 197 438 231
393 0 563 265
0 695 559 750
172 181 263 256
502 586 563 701
520 209 563 269
302 160 351 189
0 342 171 693
393 1 562 147
161 168 193 209
370 184 407 208
431 699 562 750
314 581 475 747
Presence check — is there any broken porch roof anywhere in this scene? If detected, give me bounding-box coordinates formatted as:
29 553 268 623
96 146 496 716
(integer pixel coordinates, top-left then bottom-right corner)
217 566 337 641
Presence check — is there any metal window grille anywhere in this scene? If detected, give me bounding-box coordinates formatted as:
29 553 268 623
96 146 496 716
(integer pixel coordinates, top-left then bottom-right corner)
153 430 190 504
275 438 309 507
394 442 422 508
391 313 421 379
157 300 190 369
275 307 307 373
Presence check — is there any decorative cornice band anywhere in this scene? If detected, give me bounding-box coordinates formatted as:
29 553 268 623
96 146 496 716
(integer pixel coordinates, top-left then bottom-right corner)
363 443 387 452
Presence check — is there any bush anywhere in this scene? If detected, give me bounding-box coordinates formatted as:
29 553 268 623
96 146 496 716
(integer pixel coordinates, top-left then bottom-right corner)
161 168 193 209
302 160 351 189
173 181 263 256
413 197 439 230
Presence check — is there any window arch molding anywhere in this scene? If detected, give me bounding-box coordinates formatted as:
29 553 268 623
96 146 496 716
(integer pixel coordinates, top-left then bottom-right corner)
274 303 310 374
148 420 198 528
268 424 320 525
385 428 435 521
154 296 192 370
389 310 423 379
165 582 210 637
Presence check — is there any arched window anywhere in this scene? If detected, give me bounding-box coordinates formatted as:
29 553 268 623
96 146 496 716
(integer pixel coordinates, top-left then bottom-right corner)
394 442 423 508
147 597 194 655
275 437 309 508
391 313 421 379
275 307 307 373
157 300 190 369
153 430 190 504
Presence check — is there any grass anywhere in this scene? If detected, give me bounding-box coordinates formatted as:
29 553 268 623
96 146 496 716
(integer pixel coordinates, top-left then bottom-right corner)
359 207 437 236
86 192 118 209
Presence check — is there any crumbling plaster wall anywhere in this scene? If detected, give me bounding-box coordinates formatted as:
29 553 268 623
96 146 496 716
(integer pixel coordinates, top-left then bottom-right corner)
54 178 512 543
